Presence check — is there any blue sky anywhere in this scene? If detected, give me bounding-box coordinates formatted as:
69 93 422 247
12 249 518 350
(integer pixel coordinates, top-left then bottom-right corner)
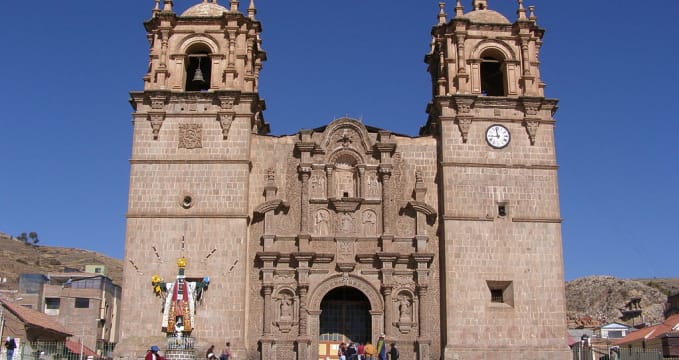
0 1 677 281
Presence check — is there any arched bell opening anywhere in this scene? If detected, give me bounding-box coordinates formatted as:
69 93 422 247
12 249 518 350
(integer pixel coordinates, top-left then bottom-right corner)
185 43 212 91
319 287 371 359
480 50 506 96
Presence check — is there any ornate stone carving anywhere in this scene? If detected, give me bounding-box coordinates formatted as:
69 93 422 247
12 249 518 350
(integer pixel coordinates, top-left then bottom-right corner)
336 239 354 264
394 291 417 334
365 173 380 198
361 210 377 236
178 124 203 149
313 209 330 236
217 112 235 140
218 95 237 110
309 172 326 199
148 112 165 140
524 119 539 145
275 290 297 333
456 117 472 143
336 213 355 235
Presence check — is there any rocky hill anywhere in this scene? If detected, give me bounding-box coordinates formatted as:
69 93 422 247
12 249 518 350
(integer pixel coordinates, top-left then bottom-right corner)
0 231 123 287
566 275 678 328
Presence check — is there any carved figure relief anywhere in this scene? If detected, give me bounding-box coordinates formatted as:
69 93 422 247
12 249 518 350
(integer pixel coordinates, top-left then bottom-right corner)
336 239 354 264
362 210 377 236
178 124 202 149
314 209 330 236
365 173 380 198
309 173 326 199
336 213 354 234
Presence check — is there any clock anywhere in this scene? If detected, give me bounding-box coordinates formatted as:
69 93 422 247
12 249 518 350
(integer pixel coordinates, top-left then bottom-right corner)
485 124 510 149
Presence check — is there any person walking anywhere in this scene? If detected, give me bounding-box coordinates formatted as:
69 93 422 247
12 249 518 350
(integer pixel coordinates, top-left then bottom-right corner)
388 344 399 360
4 337 16 360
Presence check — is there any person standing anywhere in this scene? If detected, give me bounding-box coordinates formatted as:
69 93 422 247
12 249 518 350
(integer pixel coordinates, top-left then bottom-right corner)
376 335 386 360
4 337 16 360
388 344 399 360
357 342 365 360
145 345 165 360
219 342 231 360
364 341 376 360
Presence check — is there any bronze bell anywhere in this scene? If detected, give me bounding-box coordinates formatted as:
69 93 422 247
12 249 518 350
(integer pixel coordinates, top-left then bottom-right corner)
191 58 205 85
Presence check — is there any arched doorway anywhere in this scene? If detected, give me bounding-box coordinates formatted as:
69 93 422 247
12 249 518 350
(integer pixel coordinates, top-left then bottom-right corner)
306 274 384 360
318 287 371 360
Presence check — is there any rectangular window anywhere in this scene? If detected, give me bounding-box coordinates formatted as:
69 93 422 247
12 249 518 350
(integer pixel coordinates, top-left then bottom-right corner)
486 280 514 307
490 289 504 303
607 330 623 339
75 298 90 308
45 298 60 315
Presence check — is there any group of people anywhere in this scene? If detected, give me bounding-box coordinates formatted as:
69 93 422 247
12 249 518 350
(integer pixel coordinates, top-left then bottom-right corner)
337 334 398 360
146 338 399 360
206 342 231 360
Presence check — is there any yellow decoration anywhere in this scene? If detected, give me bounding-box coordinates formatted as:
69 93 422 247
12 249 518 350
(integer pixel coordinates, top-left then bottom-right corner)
177 257 187 269
151 274 162 283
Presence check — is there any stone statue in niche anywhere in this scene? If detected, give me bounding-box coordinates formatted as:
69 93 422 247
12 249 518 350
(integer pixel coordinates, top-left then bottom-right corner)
314 210 330 236
280 294 293 320
362 210 377 236
398 294 413 322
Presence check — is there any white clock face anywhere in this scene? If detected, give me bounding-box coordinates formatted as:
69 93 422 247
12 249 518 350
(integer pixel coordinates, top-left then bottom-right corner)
485 125 510 148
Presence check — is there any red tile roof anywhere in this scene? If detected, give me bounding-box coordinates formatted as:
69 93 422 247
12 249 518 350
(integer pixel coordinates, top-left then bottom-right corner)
0 299 72 336
614 314 679 345
65 339 99 358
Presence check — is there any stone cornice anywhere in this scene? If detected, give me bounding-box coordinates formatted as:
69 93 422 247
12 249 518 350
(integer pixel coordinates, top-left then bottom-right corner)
126 213 248 219
130 159 250 165
440 161 558 170
511 217 563 224
442 215 494 222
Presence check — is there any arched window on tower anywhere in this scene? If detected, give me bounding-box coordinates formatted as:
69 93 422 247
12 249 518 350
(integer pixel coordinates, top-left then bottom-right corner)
185 44 212 91
480 51 506 96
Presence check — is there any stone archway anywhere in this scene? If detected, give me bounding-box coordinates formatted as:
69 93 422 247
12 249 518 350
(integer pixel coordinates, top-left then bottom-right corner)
307 274 384 360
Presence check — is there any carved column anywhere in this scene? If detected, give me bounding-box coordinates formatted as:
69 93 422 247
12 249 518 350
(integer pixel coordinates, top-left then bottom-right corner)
299 166 311 234
326 166 334 199
382 286 393 337
380 169 392 235
417 285 431 360
357 166 365 198
262 285 273 336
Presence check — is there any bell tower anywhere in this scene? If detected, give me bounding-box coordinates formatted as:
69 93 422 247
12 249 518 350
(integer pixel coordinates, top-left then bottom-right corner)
119 0 266 357
425 1 570 359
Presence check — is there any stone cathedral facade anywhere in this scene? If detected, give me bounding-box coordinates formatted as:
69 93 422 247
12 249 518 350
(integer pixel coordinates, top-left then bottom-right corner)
118 1 570 360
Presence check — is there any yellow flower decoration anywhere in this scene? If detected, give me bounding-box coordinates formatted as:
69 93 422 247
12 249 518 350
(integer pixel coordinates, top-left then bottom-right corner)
151 274 162 284
177 257 187 269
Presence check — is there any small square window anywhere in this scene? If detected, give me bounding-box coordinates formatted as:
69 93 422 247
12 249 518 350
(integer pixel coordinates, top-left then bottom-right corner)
75 298 90 308
490 289 504 303
486 280 514 307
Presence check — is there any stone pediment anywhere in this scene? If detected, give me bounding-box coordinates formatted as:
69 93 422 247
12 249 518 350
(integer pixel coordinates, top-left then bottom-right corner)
319 118 373 156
